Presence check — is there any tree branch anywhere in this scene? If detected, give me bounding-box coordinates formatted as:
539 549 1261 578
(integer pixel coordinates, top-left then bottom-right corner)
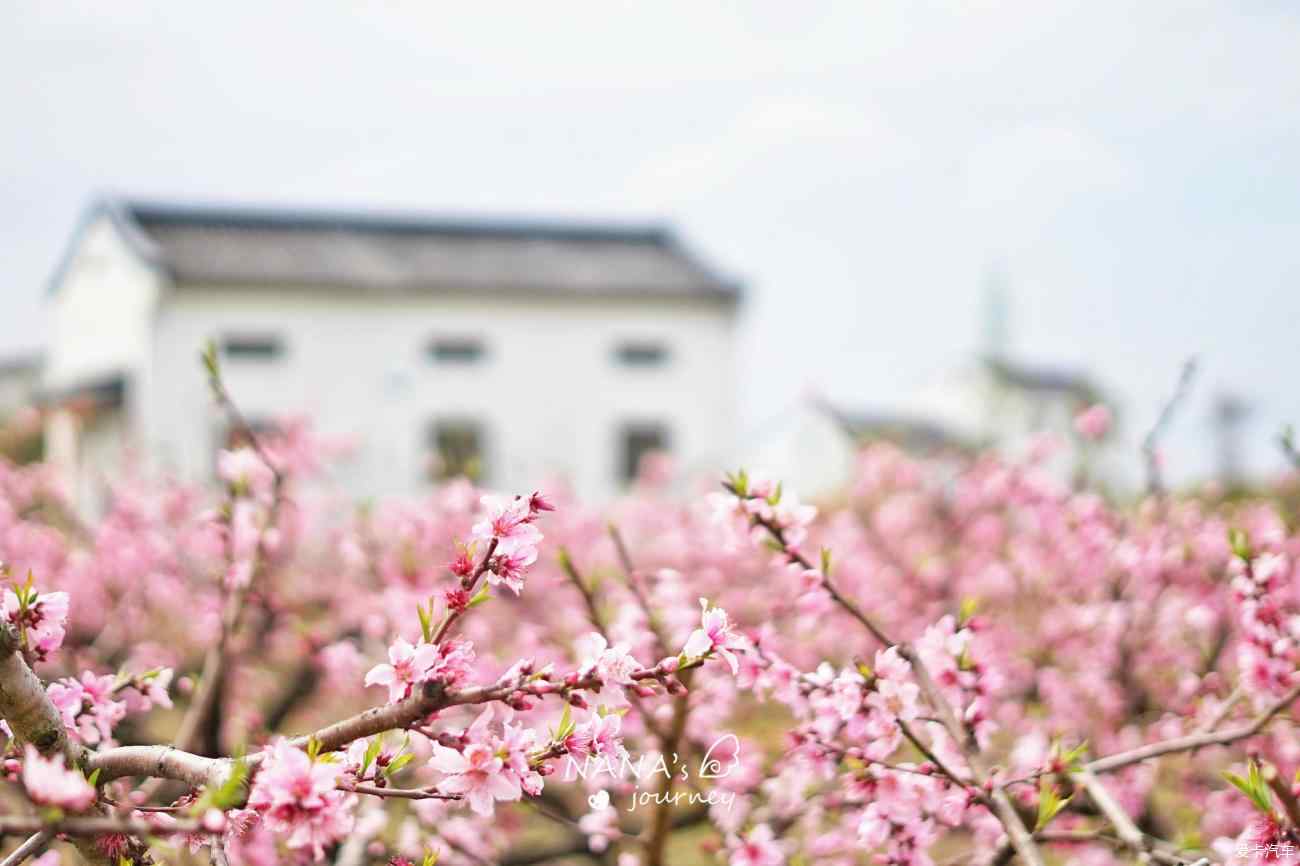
732 486 1045 866
0 832 52 866
1084 682 1300 775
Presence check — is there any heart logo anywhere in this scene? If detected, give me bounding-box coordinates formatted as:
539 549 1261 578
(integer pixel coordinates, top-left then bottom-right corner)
587 790 611 811
698 734 742 779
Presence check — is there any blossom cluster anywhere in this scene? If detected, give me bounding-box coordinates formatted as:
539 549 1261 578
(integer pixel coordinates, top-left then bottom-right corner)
3 579 69 662
246 739 354 859
6 395 1300 866
364 637 476 703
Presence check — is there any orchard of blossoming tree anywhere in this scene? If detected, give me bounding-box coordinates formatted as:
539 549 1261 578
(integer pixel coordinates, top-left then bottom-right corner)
2 352 1300 866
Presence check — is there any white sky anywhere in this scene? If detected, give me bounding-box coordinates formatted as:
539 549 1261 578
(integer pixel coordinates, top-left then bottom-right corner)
4 1 1299 482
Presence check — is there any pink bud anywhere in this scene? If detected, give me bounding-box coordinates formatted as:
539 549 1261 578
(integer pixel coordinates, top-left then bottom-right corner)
448 549 475 578
659 656 680 673
528 491 556 515
444 587 471 612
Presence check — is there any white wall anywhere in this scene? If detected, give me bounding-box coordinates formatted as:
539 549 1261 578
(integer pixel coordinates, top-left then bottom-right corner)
147 287 737 502
44 217 160 392
737 403 858 502
42 217 161 511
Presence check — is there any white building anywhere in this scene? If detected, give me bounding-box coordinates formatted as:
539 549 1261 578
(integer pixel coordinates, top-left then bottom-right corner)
742 356 1111 501
42 198 741 508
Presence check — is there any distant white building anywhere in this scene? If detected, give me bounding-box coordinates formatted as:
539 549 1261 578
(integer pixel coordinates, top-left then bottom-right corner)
42 198 742 509
738 396 968 501
743 356 1109 501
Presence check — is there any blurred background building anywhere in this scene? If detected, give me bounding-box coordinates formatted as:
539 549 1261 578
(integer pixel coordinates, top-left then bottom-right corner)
38 198 741 509
5 3 1299 507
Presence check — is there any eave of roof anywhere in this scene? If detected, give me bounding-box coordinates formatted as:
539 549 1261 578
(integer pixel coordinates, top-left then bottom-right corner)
46 195 743 302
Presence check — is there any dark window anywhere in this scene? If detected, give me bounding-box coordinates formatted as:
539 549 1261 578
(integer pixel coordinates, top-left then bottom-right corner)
430 420 486 482
429 337 486 364
620 423 669 483
221 334 285 360
614 341 669 367
611 338 665 366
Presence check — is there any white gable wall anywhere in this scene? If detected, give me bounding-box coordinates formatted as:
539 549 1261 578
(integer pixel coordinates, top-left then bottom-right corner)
43 217 164 511
148 286 737 502
45 216 161 392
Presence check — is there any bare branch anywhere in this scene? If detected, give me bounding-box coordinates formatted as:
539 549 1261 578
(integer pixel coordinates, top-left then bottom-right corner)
0 832 53 866
1085 682 1300 775
0 815 203 837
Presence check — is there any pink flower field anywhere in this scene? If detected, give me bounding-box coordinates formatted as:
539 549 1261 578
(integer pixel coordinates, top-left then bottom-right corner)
3 355 1300 866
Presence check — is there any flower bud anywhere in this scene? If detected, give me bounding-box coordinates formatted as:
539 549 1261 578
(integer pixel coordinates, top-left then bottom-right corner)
448 550 475 578
444 587 470 612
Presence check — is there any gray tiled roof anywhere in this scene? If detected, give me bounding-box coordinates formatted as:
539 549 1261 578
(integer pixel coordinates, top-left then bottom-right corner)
984 356 1098 401
65 198 740 301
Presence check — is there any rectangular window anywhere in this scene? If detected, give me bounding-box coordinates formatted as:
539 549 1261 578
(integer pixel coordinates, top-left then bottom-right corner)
221 334 285 360
614 340 669 367
620 422 670 483
430 419 486 482
429 337 486 364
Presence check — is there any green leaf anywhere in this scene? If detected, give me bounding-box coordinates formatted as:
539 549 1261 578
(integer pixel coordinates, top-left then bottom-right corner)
416 601 433 644
766 481 783 506
467 584 492 608
385 752 415 778
422 850 440 866
726 468 748 497
820 547 832 576
207 757 249 810
1034 780 1071 831
1228 528 1252 561
1224 761 1274 815
362 736 383 776
958 597 980 626
1059 741 1089 771
201 340 220 378
556 703 574 740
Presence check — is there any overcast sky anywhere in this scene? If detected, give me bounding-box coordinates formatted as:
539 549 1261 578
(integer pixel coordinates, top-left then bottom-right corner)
4 1 1299 482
